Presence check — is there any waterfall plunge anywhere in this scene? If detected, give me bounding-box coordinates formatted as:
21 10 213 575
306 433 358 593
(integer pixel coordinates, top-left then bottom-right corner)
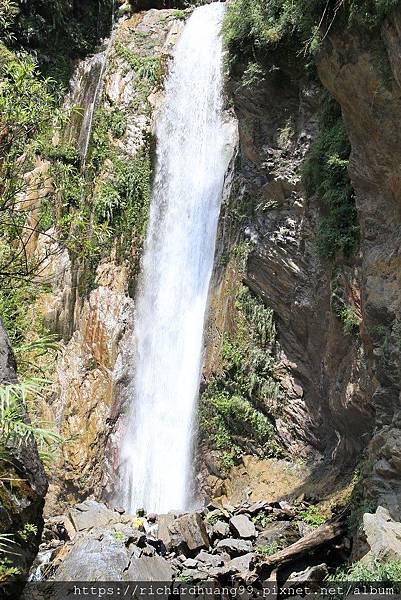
120 2 233 513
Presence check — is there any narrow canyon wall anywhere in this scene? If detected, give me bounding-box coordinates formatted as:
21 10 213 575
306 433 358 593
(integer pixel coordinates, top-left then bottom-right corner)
202 47 375 492
317 7 401 517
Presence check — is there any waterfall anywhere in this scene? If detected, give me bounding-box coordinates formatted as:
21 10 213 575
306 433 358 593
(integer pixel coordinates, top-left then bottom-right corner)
64 10 116 165
119 2 233 513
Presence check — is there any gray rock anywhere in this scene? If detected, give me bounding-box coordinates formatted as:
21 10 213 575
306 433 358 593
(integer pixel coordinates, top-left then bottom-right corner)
183 558 198 568
228 553 255 574
208 564 236 579
195 550 224 567
125 555 174 581
68 500 118 532
283 563 328 584
215 538 253 556
229 514 257 539
212 520 230 539
168 513 209 554
362 506 401 561
158 513 177 550
241 501 272 516
54 533 129 580
297 521 315 538
180 569 208 582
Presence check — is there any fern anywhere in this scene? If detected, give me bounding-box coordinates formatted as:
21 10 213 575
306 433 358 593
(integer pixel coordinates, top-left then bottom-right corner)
0 380 61 464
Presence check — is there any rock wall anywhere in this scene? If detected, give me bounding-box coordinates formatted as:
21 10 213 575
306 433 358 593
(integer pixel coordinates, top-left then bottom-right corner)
0 321 47 591
316 7 401 517
202 45 375 493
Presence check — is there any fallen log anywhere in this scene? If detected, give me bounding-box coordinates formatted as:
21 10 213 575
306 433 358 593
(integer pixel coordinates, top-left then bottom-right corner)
259 510 348 568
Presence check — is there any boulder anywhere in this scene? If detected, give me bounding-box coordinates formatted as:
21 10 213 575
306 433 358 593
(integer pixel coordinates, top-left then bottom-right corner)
215 538 253 557
183 558 199 568
68 500 118 532
212 520 230 539
229 514 257 539
195 550 224 567
125 555 174 581
240 501 272 516
158 513 177 549
54 533 129 580
168 513 209 555
282 564 328 587
180 569 208 582
228 553 255 575
362 506 401 561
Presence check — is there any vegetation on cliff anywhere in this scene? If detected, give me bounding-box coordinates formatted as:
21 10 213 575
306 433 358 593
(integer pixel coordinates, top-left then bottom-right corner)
200 249 284 470
223 0 399 59
223 0 398 263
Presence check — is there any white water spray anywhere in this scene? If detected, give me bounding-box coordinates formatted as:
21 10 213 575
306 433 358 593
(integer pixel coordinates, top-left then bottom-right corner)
119 2 234 513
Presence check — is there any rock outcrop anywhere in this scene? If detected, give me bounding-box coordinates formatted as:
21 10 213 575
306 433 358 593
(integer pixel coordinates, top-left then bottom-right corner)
0 321 47 593
315 5 401 518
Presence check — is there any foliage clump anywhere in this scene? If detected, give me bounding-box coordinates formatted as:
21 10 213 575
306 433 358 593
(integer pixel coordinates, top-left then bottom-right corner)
330 558 401 584
199 282 283 470
223 0 399 60
302 94 359 261
299 505 326 528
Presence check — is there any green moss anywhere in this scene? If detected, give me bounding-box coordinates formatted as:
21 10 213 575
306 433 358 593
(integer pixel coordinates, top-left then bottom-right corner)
199 280 283 469
302 94 359 261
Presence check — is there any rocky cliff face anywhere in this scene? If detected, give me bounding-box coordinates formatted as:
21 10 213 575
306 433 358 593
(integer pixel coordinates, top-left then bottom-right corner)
201 3 401 521
316 6 401 518
200 46 375 500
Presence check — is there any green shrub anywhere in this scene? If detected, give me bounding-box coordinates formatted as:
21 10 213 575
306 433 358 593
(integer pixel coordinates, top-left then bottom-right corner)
223 0 399 61
17 523 38 543
252 511 274 528
0 558 20 583
0 380 61 465
256 539 284 557
302 94 359 260
331 559 401 584
199 284 283 468
115 42 163 85
338 305 359 336
299 505 326 528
